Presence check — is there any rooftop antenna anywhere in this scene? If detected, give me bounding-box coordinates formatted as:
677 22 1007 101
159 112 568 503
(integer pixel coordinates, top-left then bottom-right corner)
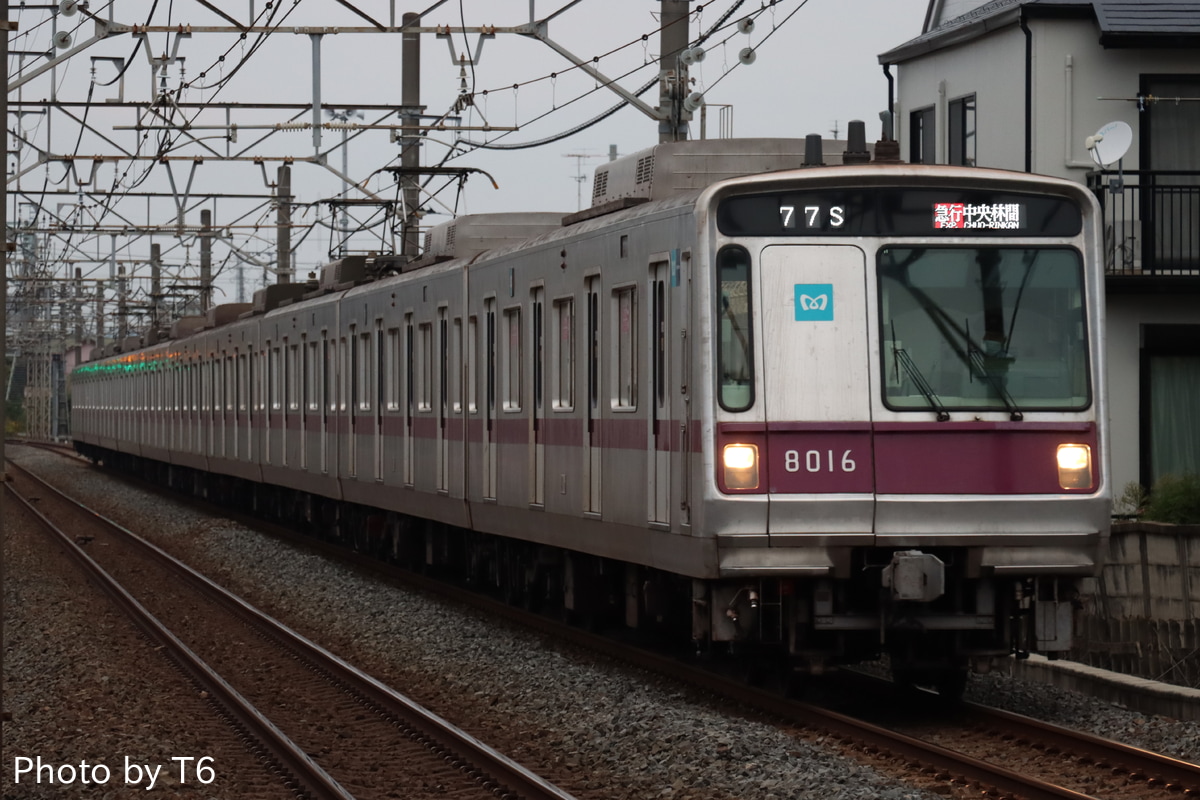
563 150 613 211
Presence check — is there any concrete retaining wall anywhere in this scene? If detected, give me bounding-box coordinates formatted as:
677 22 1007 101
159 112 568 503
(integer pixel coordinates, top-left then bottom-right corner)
1071 522 1200 688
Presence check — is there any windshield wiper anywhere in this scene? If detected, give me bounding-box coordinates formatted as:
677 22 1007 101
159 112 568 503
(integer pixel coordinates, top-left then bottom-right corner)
967 343 1024 421
892 344 950 422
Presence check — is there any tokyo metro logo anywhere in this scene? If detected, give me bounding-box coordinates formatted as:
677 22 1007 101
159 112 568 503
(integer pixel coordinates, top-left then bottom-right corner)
794 284 833 321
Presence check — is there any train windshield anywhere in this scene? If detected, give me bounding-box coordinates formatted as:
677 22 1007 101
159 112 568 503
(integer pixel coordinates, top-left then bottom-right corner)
879 246 1089 412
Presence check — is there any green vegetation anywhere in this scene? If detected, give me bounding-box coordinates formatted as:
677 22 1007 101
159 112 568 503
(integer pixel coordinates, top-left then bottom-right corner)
4 399 25 435
1113 481 1148 519
1141 473 1200 525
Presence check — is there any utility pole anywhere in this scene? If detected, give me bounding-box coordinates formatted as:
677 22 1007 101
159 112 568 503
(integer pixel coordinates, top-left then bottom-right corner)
2 3 11 741
276 165 292 284
95 283 105 351
400 12 422 260
150 244 162 336
73 269 83 344
117 267 128 343
658 0 692 143
200 210 213 312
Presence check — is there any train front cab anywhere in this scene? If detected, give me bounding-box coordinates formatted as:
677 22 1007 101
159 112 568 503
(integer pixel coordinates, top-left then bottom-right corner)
700 168 1110 689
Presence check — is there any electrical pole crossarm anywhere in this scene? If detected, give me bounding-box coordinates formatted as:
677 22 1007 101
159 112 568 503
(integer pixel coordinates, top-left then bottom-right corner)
519 22 665 122
8 18 117 93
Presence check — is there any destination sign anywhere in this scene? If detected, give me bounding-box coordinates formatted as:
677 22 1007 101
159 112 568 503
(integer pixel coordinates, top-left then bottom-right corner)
717 187 1082 237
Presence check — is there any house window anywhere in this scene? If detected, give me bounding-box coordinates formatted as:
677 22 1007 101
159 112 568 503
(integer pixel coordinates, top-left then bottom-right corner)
1142 325 1200 489
909 106 935 164
948 95 976 166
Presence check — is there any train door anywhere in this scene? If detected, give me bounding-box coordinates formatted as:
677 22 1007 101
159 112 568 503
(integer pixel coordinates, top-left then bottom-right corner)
483 298 497 500
375 320 384 482
301 336 310 471
220 354 230 458
281 339 291 467
584 275 601 514
437 308 449 493
338 335 350 477
530 286 545 506
265 343 276 465
757 245 874 531
404 315 415 486
320 332 330 474
649 260 670 525
231 350 240 460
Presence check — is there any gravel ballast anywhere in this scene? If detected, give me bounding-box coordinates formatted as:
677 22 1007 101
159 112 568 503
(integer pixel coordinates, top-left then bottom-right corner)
5 446 1198 799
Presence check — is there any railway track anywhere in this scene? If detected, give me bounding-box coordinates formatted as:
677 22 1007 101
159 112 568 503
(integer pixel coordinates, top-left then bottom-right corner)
12 443 1200 800
5 457 577 800
201 502 1200 800
175 495 1200 800
824 670 1200 800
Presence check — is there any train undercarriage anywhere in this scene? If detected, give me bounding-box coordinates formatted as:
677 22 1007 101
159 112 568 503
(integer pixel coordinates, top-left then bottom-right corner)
79 444 1083 698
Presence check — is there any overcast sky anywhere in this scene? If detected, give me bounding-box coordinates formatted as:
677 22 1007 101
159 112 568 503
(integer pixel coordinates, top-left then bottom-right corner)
407 0 931 216
8 0 929 303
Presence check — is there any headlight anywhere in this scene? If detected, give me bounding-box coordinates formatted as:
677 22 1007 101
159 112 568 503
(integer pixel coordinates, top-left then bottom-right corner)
1057 444 1092 490
723 443 759 490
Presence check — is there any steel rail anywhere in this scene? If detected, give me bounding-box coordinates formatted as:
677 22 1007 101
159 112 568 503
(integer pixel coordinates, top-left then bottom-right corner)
223 514 1103 800
7 457 579 800
4 460 355 800
960 701 1200 795
17 443 1128 800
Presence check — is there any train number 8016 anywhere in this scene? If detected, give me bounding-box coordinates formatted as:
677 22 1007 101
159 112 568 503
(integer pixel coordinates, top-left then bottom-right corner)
784 449 857 473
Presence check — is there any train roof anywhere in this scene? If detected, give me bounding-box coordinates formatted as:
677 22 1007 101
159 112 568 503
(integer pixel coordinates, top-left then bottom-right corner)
587 137 873 210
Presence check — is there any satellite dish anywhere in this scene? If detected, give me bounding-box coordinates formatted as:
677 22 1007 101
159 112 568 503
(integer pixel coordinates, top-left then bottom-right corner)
1086 120 1132 168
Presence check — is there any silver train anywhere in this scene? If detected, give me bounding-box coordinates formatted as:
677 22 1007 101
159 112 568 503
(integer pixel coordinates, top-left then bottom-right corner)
72 136 1111 693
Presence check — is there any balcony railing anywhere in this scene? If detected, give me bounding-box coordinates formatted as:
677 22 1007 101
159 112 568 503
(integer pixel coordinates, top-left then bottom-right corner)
1086 170 1200 278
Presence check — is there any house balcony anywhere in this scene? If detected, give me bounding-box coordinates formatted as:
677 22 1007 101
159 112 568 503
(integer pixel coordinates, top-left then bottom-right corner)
1087 170 1200 291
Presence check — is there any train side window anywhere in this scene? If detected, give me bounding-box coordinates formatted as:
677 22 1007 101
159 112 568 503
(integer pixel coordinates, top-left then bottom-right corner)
532 290 544 416
717 246 754 412
358 331 373 412
200 361 209 412
485 303 496 418
405 316 415 418
288 344 300 412
587 279 600 414
322 336 334 415
439 311 449 420
612 285 637 410
418 322 433 412
269 347 281 412
385 328 400 411
304 342 316 412
452 317 464 414
503 307 522 411
553 297 575 410
339 337 349 413
226 355 236 412
212 357 222 414
468 315 479 414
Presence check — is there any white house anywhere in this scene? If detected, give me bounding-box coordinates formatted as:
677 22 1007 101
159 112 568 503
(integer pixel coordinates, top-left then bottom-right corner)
879 0 1200 504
